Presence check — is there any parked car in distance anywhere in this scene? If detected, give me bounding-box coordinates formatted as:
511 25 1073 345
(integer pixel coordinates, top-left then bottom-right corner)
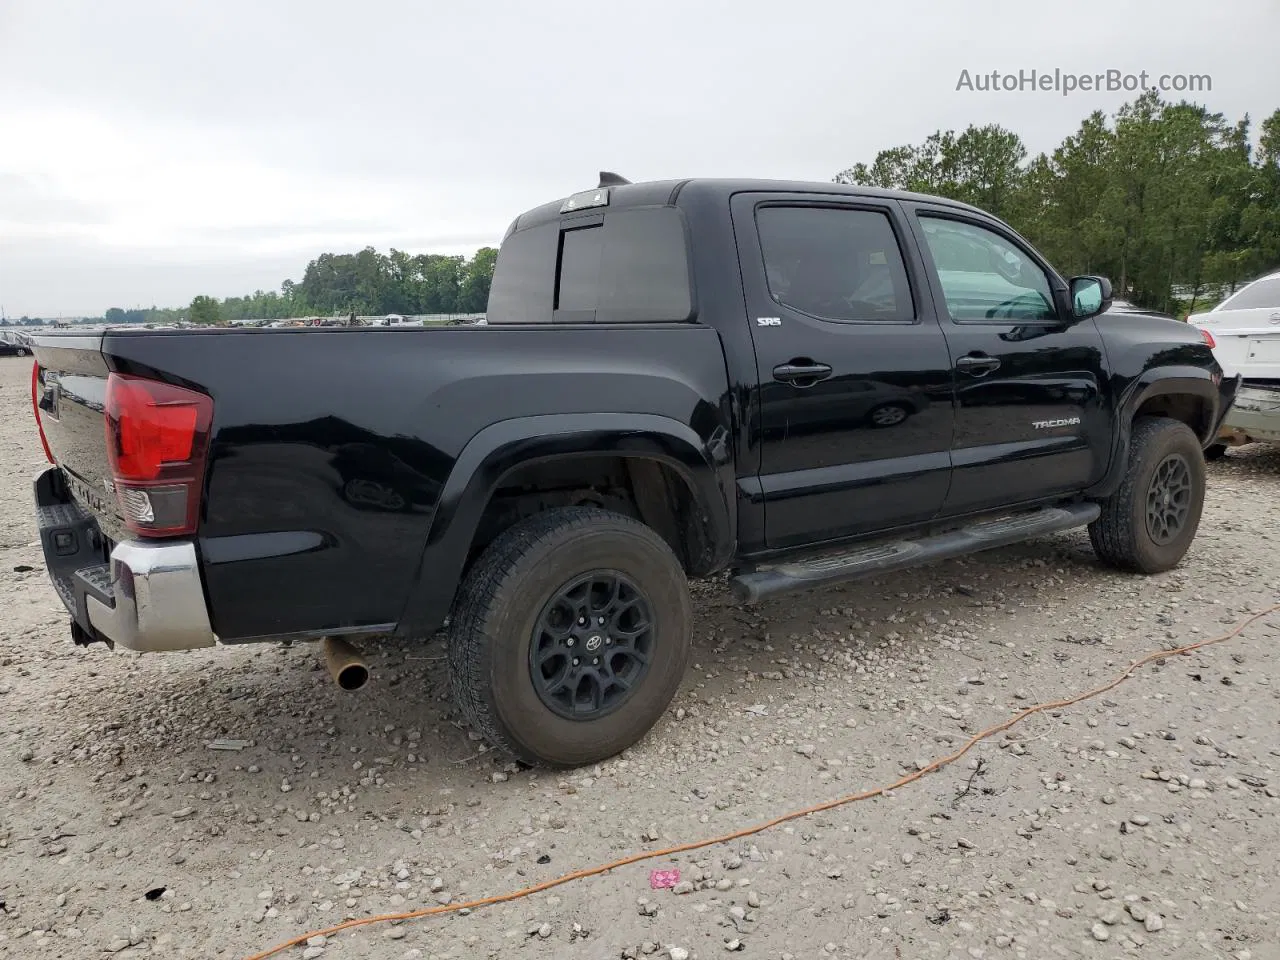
29 174 1238 768
1189 270 1280 455
0 331 33 357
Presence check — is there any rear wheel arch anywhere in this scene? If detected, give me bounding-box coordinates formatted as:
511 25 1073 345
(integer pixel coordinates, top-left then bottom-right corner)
471 452 722 574
395 414 734 636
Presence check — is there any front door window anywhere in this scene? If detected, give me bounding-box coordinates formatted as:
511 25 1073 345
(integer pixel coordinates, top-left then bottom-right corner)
918 218 1056 323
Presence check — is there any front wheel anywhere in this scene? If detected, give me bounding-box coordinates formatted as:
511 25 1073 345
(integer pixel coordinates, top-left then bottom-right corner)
447 506 692 768
1089 417 1206 574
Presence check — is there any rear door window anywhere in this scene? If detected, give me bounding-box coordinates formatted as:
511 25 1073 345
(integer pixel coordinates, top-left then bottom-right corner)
755 205 915 322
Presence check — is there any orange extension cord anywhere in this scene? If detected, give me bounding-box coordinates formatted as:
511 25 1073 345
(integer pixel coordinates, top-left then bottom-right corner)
245 602 1280 960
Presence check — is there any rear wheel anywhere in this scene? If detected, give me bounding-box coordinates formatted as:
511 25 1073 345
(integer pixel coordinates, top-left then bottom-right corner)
1089 417 1206 573
447 506 692 767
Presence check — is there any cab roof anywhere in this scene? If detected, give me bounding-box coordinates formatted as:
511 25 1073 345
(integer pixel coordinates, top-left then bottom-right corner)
507 176 991 236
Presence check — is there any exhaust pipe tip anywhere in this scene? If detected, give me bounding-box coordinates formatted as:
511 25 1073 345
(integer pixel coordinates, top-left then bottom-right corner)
321 637 369 691
335 662 369 691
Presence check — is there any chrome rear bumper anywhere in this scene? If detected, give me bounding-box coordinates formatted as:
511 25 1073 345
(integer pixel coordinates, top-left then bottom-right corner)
35 467 217 653
86 541 217 652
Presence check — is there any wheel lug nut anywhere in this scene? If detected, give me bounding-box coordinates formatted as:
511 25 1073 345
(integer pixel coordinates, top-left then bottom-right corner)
566 638 575 646
592 658 599 665
572 658 580 666
605 637 613 645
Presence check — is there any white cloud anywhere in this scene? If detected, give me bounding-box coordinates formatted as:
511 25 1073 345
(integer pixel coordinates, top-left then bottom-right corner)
1 105 489 249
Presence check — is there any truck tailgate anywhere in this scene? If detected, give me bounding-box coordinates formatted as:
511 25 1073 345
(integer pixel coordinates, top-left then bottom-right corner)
31 335 127 539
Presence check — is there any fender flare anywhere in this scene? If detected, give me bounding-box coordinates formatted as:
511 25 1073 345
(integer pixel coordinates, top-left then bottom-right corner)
395 413 735 636
1087 367 1221 499
1120 369 1221 444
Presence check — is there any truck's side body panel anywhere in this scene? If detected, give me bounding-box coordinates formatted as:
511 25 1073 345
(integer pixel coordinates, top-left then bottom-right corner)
899 200 1116 516
725 191 956 550
34 326 733 641
1087 313 1236 497
668 183 770 551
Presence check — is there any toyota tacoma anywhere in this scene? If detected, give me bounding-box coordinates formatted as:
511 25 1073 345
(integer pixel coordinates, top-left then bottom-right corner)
29 174 1238 767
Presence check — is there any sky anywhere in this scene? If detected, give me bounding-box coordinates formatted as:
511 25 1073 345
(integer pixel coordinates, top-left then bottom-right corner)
2 0 1278 318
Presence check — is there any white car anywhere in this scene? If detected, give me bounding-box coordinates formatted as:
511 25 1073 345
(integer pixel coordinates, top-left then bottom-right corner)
1189 271 1280 453
1189 271 1280 377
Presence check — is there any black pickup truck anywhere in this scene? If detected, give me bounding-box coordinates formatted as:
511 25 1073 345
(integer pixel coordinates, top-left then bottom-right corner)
29 174 1237 767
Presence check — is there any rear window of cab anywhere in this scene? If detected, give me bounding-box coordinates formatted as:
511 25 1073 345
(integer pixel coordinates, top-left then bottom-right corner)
486 206 694 324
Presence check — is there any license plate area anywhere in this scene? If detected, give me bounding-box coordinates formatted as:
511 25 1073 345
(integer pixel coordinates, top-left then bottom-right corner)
1245 338 1280 363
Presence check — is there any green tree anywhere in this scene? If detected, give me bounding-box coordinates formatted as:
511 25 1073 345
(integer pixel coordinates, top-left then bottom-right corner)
948 125 1027 218
459 247 498 313
834 93 1280 314
287 245 496 315
1015 111 1119 277
188 295 221 325
1237 109 1280 282
415 253 464 313
835 124 1026 220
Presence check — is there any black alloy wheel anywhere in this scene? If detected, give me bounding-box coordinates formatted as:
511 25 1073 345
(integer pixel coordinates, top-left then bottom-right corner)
1145 453 1192 545
528 572 654 721
447 506 692 767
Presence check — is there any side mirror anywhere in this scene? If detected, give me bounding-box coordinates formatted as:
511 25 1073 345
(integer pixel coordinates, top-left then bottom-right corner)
1069 276 1112 320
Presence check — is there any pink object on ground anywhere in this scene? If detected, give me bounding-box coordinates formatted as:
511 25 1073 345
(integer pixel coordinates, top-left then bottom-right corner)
649 869 680 889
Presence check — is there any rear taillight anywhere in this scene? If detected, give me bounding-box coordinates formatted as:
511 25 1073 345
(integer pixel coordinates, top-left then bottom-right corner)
31 361 55 464
1199 328 1216 349
104 373 213 537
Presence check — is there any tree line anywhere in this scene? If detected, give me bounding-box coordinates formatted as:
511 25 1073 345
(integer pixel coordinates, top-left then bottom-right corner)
835 91 1280 316
102 246 499 326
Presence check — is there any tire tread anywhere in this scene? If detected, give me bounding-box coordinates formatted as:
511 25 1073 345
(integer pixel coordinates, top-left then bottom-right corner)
1089 416 1204 573
448 506 686 765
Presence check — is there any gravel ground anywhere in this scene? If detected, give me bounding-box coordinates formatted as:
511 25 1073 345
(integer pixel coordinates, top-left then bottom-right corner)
2 353 1279 960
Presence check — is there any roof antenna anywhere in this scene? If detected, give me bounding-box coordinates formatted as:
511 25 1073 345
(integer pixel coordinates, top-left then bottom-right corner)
598 171 631 187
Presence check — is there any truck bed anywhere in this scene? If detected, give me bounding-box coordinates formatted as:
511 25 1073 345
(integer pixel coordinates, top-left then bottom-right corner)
31 324 732 643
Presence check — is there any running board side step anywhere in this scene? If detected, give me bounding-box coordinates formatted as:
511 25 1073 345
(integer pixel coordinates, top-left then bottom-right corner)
729 502 1100 603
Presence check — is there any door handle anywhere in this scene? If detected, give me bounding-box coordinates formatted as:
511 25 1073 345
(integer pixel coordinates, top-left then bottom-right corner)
956 354 1002 377
773 360 833 386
